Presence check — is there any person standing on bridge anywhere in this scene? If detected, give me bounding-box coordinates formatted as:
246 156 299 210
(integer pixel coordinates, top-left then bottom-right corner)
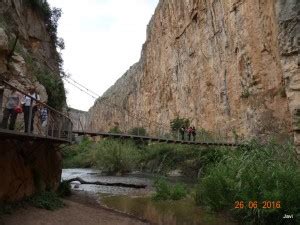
192 126 196 141
187 126 192 141
1 87 23 130
23 86 40 133
180 126 185 140
37 102 48 135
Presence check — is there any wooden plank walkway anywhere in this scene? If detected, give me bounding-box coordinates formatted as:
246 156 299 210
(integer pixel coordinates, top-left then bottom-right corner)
73 130 245 147
0 128 71 143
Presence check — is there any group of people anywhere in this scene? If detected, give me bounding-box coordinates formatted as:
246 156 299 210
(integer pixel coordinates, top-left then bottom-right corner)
1 85 48 133
180 126 196 141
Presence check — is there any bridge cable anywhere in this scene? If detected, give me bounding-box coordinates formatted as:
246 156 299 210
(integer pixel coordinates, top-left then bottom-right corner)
63 76 169 131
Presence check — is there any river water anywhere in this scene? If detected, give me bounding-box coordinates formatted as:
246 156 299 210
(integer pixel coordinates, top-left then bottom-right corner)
62 168 237 225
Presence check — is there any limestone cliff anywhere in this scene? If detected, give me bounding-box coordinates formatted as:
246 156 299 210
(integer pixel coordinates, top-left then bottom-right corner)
68 107 88 131
88 0 299 143
0 0 65 201
0 0 65 109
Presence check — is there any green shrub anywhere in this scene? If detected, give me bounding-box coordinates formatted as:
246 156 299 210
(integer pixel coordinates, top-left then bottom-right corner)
0 188 68 214
141 143 180 173
63 139 141 174
195 140 300 225
25 0 62 48
28 191 64 210
170 183 187 200
170 117 190 131
152 178 171 200
241 89 251 98
36 71 66 110
93 139 140 174
152 178 187 201
140 143 227 177
62 138 94 168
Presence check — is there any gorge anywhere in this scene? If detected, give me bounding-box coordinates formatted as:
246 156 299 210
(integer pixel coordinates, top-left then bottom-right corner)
85 0 299 147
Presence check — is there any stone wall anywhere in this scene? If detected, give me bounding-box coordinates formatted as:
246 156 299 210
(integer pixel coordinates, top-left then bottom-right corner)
87 0 299 143
0 139 62 202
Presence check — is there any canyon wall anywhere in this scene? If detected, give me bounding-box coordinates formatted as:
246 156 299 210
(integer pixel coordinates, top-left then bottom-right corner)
0 0 65 109
68 107 88 131
0 0 66 201
88 0 299 143
0 139 62 201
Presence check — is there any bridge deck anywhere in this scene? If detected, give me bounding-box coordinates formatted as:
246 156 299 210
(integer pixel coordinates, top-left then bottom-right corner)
73 130 245 147
0 128 71 143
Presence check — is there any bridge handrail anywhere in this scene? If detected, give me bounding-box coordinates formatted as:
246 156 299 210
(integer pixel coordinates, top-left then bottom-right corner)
2 80 71 120
0 78 73 142
73 130 246 147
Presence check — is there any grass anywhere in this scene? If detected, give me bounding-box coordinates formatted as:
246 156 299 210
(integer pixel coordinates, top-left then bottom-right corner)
27 191 64 210
194 140 300 225
92 139 140 174
0 191 65 216
0 181 71 216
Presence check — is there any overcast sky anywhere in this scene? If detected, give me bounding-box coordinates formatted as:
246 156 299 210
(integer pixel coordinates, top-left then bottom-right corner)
47 0 159 111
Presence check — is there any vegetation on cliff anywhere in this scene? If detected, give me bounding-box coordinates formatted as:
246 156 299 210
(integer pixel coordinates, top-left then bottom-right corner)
26 0 64 51
0 0 67 110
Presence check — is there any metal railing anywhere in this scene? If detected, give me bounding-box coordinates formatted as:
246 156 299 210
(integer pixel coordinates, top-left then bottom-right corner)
0 80 72 142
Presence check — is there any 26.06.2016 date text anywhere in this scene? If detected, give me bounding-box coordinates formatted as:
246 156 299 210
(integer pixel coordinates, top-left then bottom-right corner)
234 201 281 209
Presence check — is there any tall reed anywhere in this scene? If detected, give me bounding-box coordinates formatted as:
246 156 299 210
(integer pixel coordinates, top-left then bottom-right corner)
195 140 300 225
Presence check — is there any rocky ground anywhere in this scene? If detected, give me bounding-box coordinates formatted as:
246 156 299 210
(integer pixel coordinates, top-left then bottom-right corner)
0 193 149 225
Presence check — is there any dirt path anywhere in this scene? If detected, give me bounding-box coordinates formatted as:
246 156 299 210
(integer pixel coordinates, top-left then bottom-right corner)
1 198 149 225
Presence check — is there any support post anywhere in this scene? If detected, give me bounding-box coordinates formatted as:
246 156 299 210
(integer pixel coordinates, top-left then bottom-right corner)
68 119 72 142
58 115 62 139
0 85 4 120
51 115 54 137
46 110 50 137
27 99 33 133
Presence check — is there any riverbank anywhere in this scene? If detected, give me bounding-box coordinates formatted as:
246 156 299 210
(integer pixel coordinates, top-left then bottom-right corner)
62 139 300 224
64 169 237 225
1 192 149 225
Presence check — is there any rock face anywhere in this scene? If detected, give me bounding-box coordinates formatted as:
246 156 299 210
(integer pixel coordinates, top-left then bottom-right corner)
0 0 64 104
68 107 88 131
87 0 299 143
0 139 62 202
0 1 66 201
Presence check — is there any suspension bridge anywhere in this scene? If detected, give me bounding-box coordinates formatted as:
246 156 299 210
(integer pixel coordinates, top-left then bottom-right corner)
0 79 245 147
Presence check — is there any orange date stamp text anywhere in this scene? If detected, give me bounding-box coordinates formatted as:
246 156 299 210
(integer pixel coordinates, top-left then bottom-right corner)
234 201 281 209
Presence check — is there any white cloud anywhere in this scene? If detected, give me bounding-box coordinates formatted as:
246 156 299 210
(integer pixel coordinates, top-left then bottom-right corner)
47 0 158 111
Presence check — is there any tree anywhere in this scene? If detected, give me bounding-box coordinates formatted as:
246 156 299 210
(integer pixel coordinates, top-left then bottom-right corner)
170 117 190 131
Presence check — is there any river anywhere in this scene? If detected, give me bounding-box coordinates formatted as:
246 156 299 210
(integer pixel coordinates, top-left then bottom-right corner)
62 168 237 225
